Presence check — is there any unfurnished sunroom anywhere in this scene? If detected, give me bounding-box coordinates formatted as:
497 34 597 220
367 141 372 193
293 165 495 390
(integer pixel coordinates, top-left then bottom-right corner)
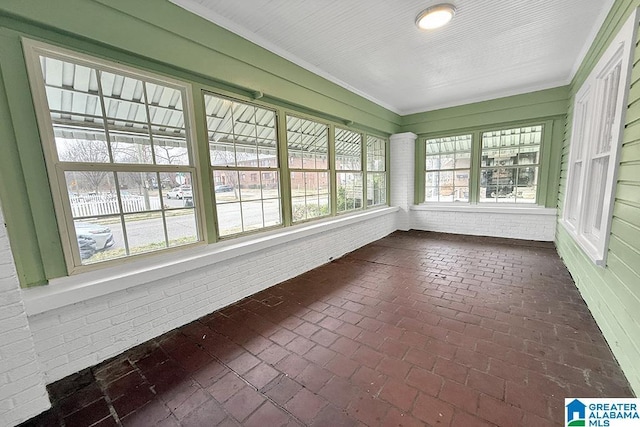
0 0 639 426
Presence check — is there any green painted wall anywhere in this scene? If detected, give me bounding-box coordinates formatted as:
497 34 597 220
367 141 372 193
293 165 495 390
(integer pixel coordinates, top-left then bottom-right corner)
0 0 400 132
401 87 570 135
401 87 569 208
556 0 640 394
0 0 400 287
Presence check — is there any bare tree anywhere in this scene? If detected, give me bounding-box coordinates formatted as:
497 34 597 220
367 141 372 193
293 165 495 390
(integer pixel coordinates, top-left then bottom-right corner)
154 138 188 165
59 136 110 193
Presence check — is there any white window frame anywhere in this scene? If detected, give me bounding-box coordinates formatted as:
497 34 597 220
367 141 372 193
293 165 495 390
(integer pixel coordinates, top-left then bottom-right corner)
335 127 364 214
204 92 283 237
365 134 388 207
479 125 543 205
286 114 332 223
561 9 638 266
425 134 473 204
23 39 204 273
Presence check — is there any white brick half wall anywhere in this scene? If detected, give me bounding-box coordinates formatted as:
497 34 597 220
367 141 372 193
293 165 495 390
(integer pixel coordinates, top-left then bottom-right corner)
23 208 398 384
0 203 50 426
411 205 557 241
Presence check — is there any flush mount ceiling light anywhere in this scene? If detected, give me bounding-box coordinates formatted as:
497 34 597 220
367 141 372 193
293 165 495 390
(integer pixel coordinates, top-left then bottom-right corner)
415 4 456 30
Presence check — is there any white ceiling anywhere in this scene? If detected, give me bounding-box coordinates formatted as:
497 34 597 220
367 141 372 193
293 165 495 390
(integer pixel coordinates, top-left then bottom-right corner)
170 0 614 115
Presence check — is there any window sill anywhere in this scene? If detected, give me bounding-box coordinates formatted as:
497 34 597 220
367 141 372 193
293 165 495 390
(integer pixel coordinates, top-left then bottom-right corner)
559 220 606 267
23 206 399 316
411 204 557 215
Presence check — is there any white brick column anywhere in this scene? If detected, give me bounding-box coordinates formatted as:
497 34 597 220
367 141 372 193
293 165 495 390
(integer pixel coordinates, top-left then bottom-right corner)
0 202 50 426
390 132 417 231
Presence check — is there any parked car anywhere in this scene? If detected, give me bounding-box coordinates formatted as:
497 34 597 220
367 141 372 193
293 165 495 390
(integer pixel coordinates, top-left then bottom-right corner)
77 235 97 260
166 185 192 199
215 184 234 193
74 221 115 251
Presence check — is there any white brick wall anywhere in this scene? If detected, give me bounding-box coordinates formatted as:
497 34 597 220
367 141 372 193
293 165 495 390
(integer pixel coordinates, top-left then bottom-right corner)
411 206 557 241
390 132 417 231
26 210 398 384
0 204 50 427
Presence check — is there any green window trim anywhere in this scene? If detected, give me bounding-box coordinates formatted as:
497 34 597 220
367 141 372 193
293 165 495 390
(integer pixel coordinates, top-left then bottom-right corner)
6 37 391 287
416 118 559 207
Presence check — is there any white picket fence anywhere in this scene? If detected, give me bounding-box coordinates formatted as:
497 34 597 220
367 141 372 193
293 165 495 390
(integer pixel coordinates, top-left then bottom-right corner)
70 195 162 217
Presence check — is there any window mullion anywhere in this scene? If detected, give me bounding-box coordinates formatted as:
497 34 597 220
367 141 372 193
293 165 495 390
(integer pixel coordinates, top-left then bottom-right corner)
277 111 292 226
329 124 337 216
57 162 197 173
56 166 83 268
141 82 158 166
415 137 425 204
111 172 131 256
95 69 115 164
362 133 368 208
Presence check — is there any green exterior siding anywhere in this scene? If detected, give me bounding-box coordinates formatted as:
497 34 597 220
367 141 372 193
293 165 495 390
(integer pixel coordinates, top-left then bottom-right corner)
557 0 640 394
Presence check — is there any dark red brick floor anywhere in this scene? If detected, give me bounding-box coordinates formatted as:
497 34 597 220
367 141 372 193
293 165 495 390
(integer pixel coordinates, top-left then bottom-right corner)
21 231 634 427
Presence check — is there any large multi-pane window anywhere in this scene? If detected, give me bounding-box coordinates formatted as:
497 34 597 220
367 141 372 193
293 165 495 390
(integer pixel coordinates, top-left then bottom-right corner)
366 135 387 206
479 126 541 204
204 94 281 237
425 135 471 202
287 115 331 222
26 43 200 269
24 41 390 277
335 128 363 213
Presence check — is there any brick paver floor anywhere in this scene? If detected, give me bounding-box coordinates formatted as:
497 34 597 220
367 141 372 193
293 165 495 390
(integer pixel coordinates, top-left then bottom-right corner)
22 231 634 427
